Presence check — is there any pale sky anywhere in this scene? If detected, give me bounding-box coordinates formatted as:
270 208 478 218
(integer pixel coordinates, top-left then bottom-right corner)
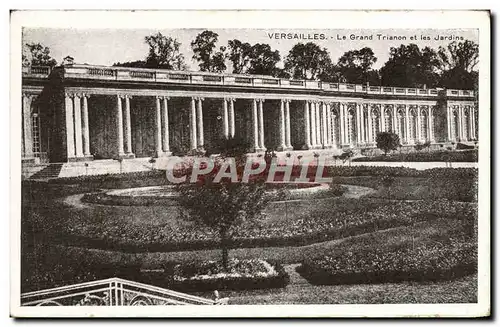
22 28 479 71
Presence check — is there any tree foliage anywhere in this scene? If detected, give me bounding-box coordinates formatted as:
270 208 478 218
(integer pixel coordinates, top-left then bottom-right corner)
143 32 187 70
191 30 227 73
177 178 270 270
227 39 253 74
437 40 479 90
337 47 378 84
23 42 57 67
284 42 333 80
376 132 401 155
112 60 147 68
247 43 281 76
380 44 440 88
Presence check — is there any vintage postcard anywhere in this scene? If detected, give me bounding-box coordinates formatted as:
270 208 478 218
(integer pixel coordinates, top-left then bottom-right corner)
10 10 490 317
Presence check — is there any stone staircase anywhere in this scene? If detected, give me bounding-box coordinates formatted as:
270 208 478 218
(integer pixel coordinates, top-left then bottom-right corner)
28 163 63 180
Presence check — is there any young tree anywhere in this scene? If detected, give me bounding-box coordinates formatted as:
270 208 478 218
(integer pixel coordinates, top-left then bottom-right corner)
191 30 227 73
380 44 440 88
376 132 400 155
227 39 253 74
23 42 57 67
284 42 333 80
144 32 187 70
337 47 378 84
177 177 270 270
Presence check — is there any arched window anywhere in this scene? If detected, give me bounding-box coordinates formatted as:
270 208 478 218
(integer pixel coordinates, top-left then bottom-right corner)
397 108 405 142
452 109 460 140
408 108 417 141
420 109 428 141
464 108 471 141
347 108 356 144
384 107 393 132
330 107 339 146
371 108 380 141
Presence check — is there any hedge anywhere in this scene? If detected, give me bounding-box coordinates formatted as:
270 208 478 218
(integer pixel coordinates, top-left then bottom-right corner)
296 241 477 285
352 150 478 163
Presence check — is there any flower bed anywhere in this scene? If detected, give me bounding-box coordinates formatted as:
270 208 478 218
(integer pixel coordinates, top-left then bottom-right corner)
140 259 289 292
32 198 477 253
297 240 477 285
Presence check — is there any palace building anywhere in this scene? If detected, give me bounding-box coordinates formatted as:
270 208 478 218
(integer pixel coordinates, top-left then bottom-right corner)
21 63 477 176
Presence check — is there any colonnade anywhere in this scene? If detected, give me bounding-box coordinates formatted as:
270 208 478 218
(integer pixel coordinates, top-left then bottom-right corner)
64 92 93 160
54 92 478 161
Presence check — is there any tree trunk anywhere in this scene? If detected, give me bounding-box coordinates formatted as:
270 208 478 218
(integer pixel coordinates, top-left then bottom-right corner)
220 228 229 271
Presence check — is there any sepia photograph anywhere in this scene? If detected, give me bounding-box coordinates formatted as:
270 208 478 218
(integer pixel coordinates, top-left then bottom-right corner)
10 10 490 318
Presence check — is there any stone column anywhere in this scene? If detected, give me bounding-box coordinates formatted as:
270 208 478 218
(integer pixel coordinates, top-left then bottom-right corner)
285 100 292 149
73 94 83 158
326 103 332 148
447 105 452 142
355 103 361 145
124 95 133 155
252 99 259 151
229 98 236 138
197 98 204 149
310 101 317 148
82 94 91 157
189 97 197 151
303 101 311 149
470 106 476 140
367 105 373 144
258 99 265 151
392 106 397 136
156 96 164 156
64 93 75 160
162 97 171 154
339 102 345 146
223 98 229 138
404 105 410 144
315 102 321 147
22 93 34 158
116 95 124 156
469 106 474 140
428 107 434 142
417 106 422 142
278 99 286 151
321 102 328 148
360 104 365 144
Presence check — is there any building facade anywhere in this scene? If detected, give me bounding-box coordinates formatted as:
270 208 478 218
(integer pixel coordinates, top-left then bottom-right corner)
21 64 477 164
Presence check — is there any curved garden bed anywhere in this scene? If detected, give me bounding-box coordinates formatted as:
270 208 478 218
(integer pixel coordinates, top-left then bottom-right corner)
26 198 477 253
81 183 344 206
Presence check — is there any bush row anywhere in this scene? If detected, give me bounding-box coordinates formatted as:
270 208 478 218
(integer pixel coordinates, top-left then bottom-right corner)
352 150 478 163
297 240 477 285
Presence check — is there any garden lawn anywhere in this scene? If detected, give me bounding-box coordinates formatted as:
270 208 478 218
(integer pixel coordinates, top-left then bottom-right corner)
331 176 476 202
352 149 478 163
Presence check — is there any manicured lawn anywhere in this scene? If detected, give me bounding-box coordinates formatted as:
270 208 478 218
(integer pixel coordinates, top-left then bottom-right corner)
21 166 478 303
222 274 477 304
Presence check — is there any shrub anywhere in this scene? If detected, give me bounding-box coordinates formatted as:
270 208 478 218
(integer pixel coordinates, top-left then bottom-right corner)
376 132 400 155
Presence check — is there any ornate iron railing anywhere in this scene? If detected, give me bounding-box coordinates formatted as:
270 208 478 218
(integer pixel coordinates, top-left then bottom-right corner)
21 278 228 306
